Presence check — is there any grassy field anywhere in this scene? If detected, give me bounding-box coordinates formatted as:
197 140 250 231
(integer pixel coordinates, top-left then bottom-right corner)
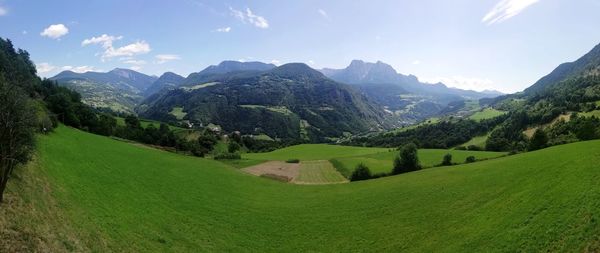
115 116 186 131
469 108 506 121
169 107 187 120
332 149 507 175
392 117 440 133
459 133 490 148
243 144 389 161
295 161 348 184
5 126 600 252
581 110 600 118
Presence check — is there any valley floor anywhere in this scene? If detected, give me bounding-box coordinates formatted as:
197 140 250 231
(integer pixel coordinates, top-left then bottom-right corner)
2 126 600 252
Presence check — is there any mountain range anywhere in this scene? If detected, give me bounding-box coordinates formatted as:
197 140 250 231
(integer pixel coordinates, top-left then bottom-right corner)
321 60 502 122
50 59 504 139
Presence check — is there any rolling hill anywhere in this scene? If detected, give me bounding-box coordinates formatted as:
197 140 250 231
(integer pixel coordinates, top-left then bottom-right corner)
139 63 387 141
4 125 600 252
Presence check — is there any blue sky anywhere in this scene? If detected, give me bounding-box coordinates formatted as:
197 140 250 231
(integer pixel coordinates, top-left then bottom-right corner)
1 0 599 93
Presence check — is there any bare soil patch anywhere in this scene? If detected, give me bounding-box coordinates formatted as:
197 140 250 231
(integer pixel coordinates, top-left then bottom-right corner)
243 161 300 182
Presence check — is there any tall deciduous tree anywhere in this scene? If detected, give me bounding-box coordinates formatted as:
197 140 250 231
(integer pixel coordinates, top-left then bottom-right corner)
0 79 37 202
392 143 421 175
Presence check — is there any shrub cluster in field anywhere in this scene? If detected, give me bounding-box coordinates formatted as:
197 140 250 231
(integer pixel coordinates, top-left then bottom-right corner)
350 143 422 181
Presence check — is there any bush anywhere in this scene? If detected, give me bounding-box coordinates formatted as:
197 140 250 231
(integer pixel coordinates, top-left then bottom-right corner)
529 128 549 151
350 163 372 181
392 143 421 174
465 156 476 163
228 141 241 153
214 152 241 160
441 153 452 166
455 146 467 150
286 159 300 163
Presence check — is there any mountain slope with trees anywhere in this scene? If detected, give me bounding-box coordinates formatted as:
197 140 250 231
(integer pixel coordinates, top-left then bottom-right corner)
139 63 387 141
353 42 600 152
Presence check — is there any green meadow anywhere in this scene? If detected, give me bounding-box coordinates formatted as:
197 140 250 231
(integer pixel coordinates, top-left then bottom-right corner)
469 108 507 121
5 126 600 252
243 144 389 161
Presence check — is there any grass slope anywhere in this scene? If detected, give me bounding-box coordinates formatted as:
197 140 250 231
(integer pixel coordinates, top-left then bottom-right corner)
459 133 491 148
295 161 348 184
16 126 600 252
332 149 507 175
469 108 506 121
243 144 389 161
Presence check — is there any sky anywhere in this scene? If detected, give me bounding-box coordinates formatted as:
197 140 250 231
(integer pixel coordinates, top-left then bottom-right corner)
1 0 600 93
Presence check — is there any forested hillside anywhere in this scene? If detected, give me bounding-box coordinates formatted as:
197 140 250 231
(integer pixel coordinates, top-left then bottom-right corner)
348 43 600 152
139 63 387 142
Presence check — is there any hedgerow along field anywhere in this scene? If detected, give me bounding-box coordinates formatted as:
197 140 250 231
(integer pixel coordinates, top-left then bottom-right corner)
331 149 507 176
21 125 600 252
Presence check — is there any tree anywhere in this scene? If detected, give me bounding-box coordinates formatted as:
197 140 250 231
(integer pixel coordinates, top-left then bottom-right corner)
441 153 452 166
529 128 548 151
96 114 117 136
198 130 218 152
350 163 372 181
392 143 420 174
575 119 598 140
465 156 476 163
228 141 241 153
124 115 141 129
0 80 37 202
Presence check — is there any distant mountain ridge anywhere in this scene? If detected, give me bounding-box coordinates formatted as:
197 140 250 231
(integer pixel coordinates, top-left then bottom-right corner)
51 68 158 112
50 59 505 129
321 60 502 99
319 60 503 124
182 61 276 86
143 72 185 97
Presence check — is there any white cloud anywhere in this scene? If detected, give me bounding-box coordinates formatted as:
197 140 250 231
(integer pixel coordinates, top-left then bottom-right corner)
308 60 315 65
420 76 496 92
0 6 7 16
122 59 146 65
36 62 99 77
215 27 232 32
482 0 540 25
40 24 69 39
36 62 56 74
318 9 328 18
104 41 151 59
61 65 98 73
270 59 281 65
22 30 27 35
230 7 269 29
82 34 122 48
154 54 181 64
130 65 142 71
82 35 150 61
412 60 421 65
